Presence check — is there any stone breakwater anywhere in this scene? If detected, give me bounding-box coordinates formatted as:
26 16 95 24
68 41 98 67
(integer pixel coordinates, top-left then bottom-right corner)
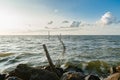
0 63 120 80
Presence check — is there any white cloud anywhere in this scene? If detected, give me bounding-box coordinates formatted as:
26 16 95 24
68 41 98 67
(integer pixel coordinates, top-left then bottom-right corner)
48 21 53 25
96 12 117 26
62 20 69 23
70 21 81 27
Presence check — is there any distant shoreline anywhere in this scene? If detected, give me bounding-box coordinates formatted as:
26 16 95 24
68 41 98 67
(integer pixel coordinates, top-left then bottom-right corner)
0 35 120 36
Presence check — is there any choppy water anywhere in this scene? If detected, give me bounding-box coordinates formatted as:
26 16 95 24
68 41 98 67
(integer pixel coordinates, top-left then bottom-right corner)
0 35 120 73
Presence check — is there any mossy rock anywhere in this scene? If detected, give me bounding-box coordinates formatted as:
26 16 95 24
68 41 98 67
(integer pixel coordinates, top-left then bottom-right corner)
63 62 83 69
116 62 120 66
86 60 110 75
62 62 76 69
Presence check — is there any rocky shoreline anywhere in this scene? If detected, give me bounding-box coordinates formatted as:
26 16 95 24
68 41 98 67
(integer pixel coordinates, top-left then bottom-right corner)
0 44 120 80
0 63 120 80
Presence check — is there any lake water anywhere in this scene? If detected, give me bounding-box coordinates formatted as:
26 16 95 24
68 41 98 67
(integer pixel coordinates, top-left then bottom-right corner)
0 35 120 73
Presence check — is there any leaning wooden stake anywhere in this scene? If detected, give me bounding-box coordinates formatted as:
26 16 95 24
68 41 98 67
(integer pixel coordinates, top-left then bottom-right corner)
43 44 56 72
58 35 66 56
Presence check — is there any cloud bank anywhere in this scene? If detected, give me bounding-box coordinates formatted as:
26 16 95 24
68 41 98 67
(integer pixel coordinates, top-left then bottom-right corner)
45 11 120 30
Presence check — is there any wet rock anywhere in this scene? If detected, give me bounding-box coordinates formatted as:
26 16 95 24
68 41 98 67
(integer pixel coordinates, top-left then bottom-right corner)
6 76 23 80
86 60 110 76
110 66 117 74
61 72 100 80
8 64 59 80
110 65 120 74
105 73 120 80
116 66 120 73
85 75 100 80
64 65 83 73
0 74 6 80
45 65 64 77
60 72 85 80
105 65 120 80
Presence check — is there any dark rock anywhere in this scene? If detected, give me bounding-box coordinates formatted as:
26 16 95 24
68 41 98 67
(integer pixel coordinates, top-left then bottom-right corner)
60 72 85 80
6 76 22 80
8 64 59 80
61 72 100 80
85 75 100 80
64 65 83 73
45 65 64 77
0 74 6 80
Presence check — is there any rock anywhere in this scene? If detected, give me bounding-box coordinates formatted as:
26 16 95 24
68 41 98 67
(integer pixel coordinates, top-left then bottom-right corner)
110 65 120 74
8 64 59 80
0 74 6 80
85 75 100 80
44 65 64 77
64 65 83 73
105 73 120 80
86 60 110 76
110 66 117 74
60 72 85 80
116 66 120 73
61 72 100 80
105 65 120 80
6 76 23 80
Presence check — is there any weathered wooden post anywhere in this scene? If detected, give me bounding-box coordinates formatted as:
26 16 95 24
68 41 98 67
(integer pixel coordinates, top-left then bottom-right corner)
57 35 66 56
43 44 56 72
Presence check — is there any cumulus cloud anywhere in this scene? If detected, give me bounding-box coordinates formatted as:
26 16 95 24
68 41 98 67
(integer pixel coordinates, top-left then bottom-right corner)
96 12 117 26
48 21 53 25
70 21 81 27
80 23 95 27
62 20 69 23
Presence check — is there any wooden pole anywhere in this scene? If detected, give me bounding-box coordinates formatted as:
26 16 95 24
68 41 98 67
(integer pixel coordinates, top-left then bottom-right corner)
58 35 66 56
43 44 56 72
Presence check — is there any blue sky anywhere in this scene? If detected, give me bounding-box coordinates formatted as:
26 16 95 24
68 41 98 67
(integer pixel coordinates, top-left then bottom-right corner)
38 0 120 20
0 0 120 35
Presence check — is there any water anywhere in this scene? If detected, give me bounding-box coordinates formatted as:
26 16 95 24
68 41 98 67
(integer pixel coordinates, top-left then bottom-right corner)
0 35 120 73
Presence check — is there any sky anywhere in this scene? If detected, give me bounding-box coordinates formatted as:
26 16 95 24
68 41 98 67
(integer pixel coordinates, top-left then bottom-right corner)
0 0 120 35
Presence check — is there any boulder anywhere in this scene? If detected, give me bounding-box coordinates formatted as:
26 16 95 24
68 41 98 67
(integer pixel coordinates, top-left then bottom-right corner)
6 76 23 80
44 65 64 77
8 64 59 80
64 65 83 73
0 74 6 80
105 65 120 80
85 75 100 80
116 66 120 73
61 72 100 80
60 72 85 80
105 73 120 80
